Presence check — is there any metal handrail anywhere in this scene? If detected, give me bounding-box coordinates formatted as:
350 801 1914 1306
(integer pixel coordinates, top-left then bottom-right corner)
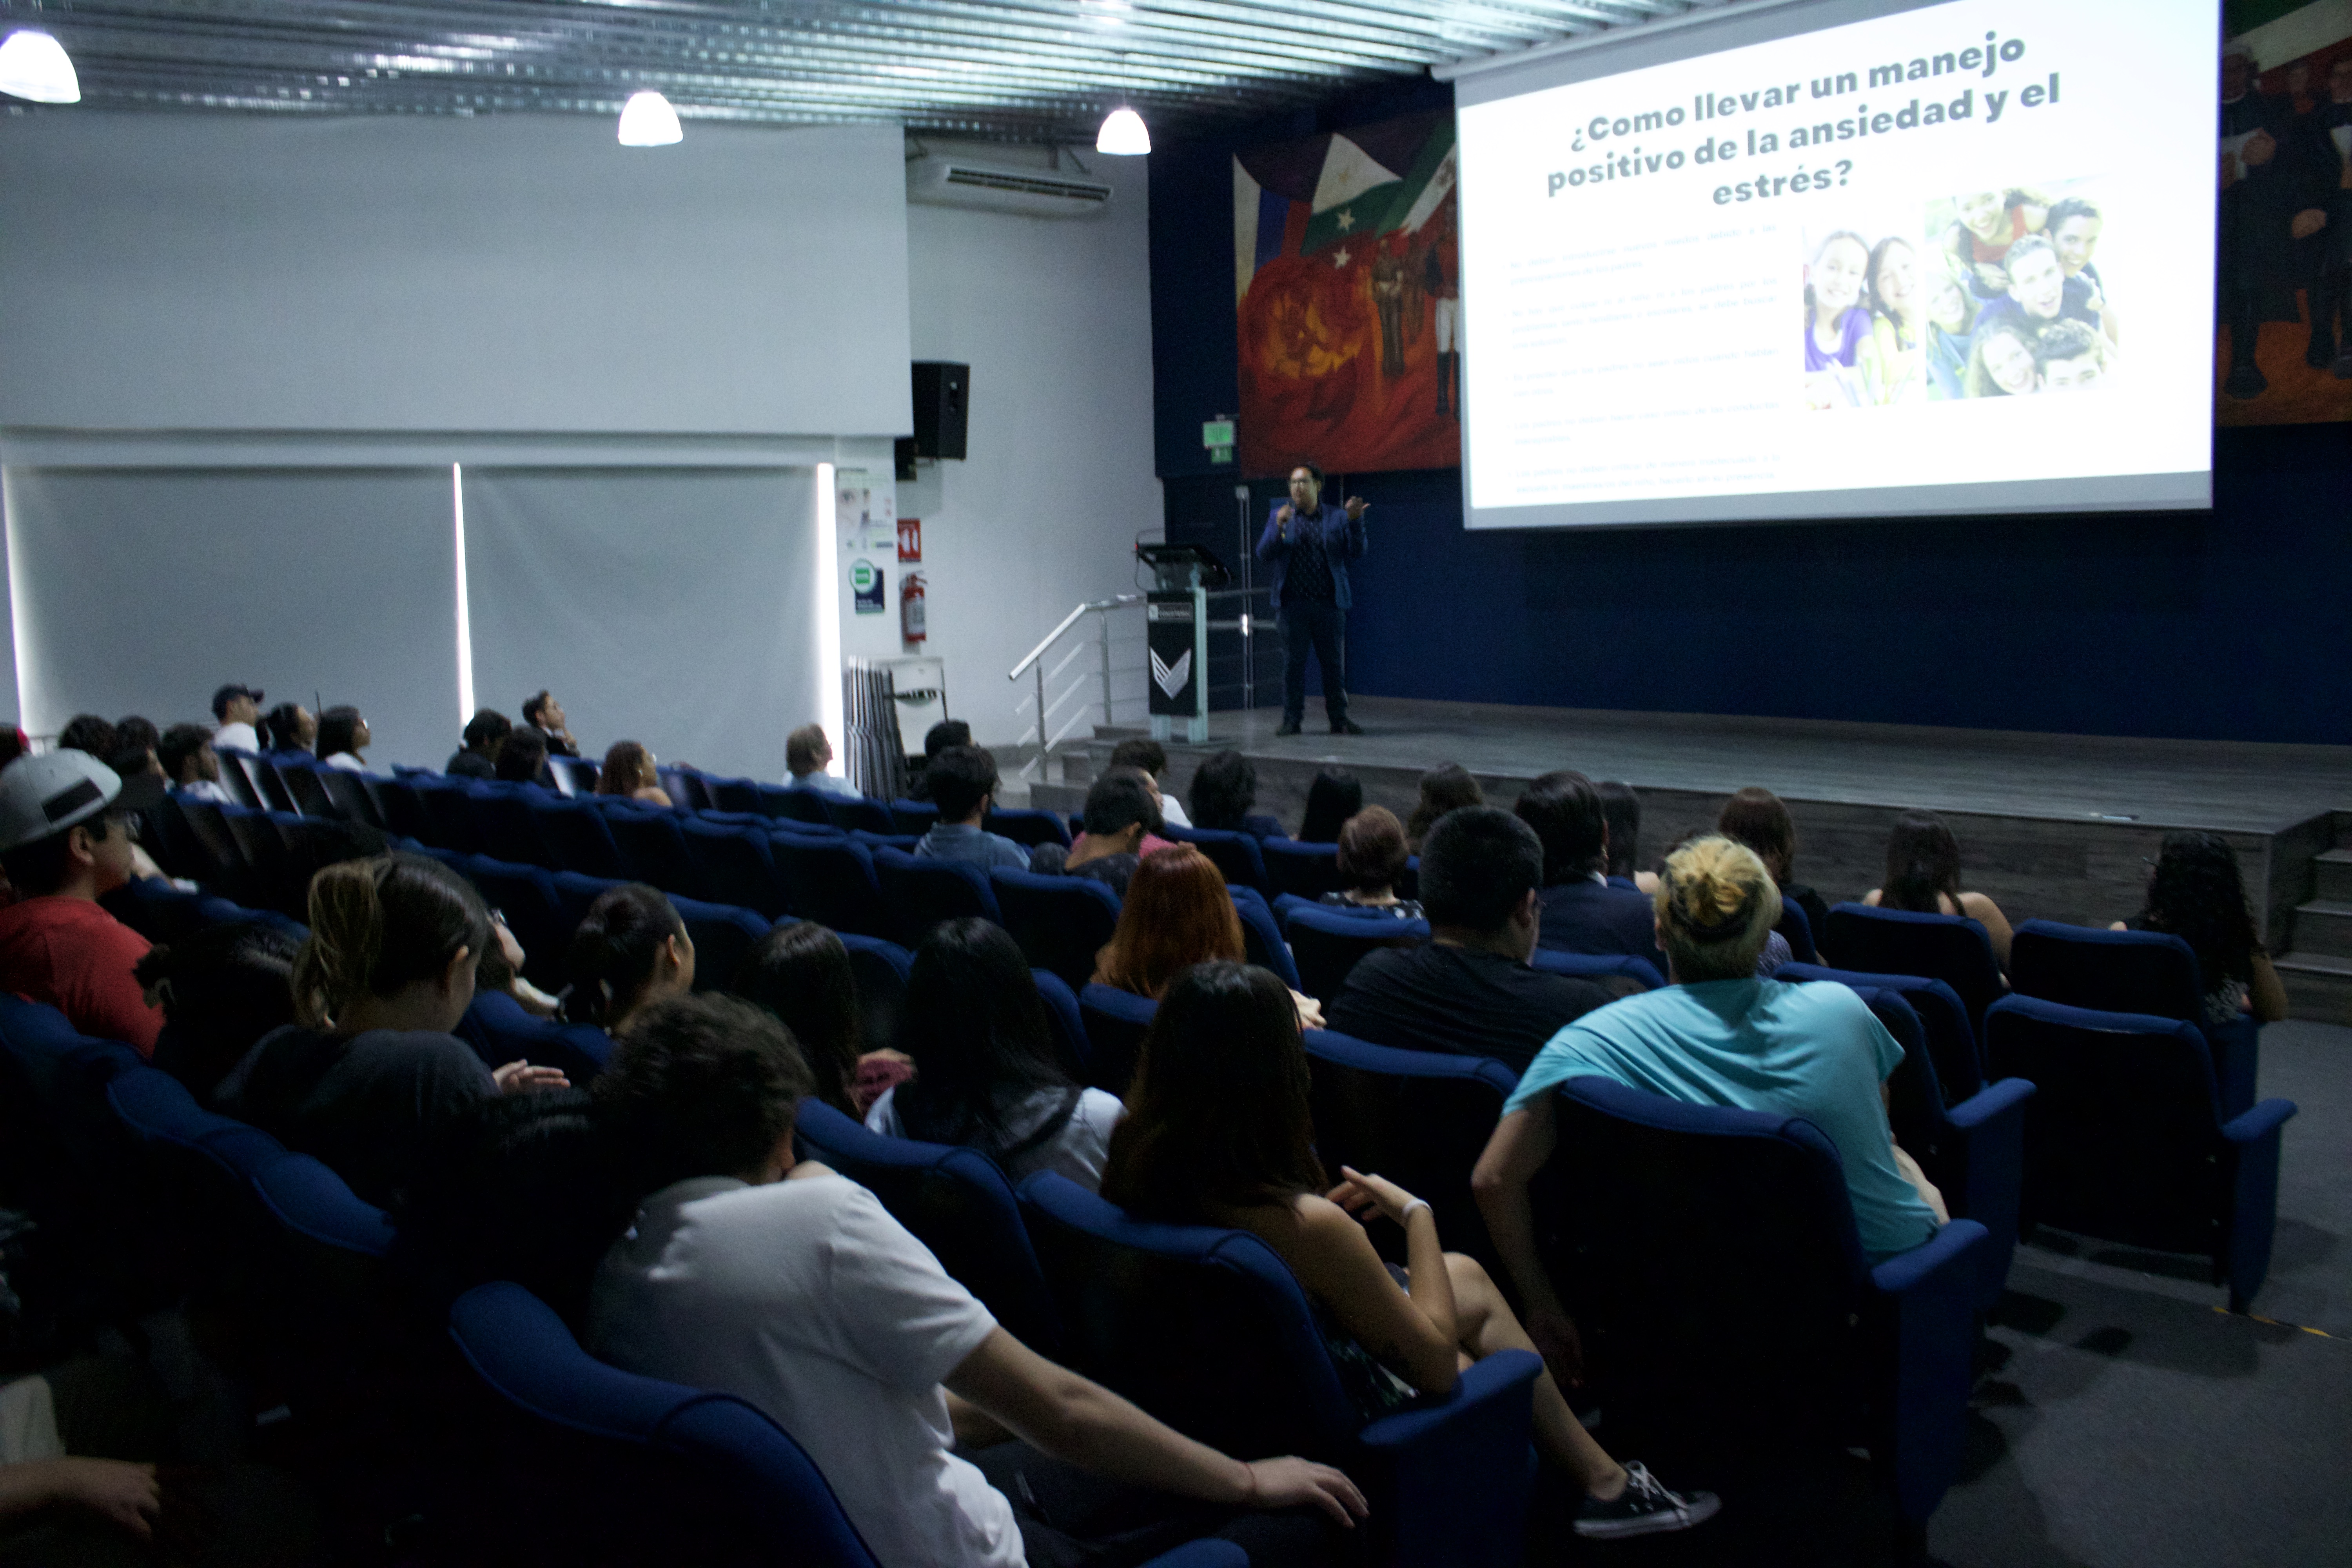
1008 593 1143 681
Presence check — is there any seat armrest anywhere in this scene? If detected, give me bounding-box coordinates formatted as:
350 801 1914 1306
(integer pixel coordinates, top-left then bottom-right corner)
1140 1544 1250 1568
1354 1348 1539 1568
1944 1075 2034 1131
2220 1098 2297 1147
1868 1217 1986 1298
1866 1220 1984 1527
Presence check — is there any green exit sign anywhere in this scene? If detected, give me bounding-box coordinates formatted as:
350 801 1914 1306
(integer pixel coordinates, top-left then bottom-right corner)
1201 419 1236 449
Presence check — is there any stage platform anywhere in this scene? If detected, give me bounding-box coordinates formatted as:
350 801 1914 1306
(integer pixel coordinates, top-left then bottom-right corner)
1029 697 2352 1020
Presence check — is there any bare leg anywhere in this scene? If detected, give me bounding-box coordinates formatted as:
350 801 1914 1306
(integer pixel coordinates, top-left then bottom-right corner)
1443 1252 1628 1499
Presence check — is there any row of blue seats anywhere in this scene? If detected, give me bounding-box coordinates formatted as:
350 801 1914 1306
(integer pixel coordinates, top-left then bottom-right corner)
0 992 1249 1568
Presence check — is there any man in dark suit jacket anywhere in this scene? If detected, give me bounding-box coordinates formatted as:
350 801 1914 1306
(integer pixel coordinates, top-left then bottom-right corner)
1515 770 1668 978
1254 464 1368 737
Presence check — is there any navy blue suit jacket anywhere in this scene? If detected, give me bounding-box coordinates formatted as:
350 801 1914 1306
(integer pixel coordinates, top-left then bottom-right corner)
1255 501 1368 611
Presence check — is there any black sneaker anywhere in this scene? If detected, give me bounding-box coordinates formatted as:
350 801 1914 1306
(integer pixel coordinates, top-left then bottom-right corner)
2221 363 2268 400
1275 720 1302 737
1330 718 1365 735
1573 1462 1720 1539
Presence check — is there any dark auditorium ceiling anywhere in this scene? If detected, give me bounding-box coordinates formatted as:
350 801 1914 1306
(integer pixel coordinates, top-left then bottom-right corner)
0 0 1739 142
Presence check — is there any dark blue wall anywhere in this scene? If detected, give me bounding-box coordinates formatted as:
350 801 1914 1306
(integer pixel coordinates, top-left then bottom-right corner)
1151 82 2352 747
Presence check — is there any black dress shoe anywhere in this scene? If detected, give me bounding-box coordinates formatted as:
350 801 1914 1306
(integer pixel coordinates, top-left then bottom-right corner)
1275 720 1302 737
1330 718 1365 735
2221 363 2268 400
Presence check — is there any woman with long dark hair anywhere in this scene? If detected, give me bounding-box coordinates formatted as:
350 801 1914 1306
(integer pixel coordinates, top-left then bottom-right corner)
869 918 1123 1188
597 740 673 805
314 706 372 773
1405 762 1484 853
2115 832 2288 1025
730 920 907 1116
1102 962 1717 1542
564 883 695 1035
1187 751 1285 839
1716 787 1830 942
1296 767 1363 845
1866 809 2014 967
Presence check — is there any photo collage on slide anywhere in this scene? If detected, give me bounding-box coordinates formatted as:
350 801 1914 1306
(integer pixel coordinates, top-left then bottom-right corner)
1800 176 2120 408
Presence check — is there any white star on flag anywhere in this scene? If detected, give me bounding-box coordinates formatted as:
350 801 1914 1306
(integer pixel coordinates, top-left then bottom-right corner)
1335 208 1355 231
1333 246 1351 268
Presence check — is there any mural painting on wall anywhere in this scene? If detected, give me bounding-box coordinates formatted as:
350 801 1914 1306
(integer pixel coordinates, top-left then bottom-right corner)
1233 112 1461 476
2219 0 2352 424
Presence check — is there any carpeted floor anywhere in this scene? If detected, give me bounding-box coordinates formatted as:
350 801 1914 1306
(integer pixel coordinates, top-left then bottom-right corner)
1926 1019 2352 1568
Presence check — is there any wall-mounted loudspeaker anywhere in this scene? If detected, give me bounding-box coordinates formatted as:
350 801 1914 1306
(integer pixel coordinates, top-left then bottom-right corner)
909 361 969 462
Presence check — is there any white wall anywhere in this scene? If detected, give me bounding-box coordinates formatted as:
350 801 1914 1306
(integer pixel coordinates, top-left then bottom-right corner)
900 142 1162 750
0 113 911 437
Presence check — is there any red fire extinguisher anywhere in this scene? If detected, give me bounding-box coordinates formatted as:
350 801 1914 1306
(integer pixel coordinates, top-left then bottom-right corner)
900 572 927 643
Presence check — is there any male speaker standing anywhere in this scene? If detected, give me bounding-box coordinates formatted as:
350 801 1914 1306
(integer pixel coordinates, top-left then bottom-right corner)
1256 464 1368 737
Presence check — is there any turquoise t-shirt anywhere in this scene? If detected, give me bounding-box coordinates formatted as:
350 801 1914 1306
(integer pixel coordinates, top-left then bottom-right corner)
1504 977 1940 1259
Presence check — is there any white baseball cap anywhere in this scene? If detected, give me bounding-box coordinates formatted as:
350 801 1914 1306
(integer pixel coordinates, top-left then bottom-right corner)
0 750 165 853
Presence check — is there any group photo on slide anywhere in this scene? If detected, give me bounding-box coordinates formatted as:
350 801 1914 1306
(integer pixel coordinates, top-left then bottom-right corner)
1801 179 2121 407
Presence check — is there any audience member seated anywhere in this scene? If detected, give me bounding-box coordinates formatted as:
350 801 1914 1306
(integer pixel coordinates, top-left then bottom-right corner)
0 752 168 1054
1318 807 1422 919
215 855 568 1208
483 725 545 789
1865 809 2015 968
1109 737 1189 828
0 1447 163 1561
1296 767 1363 845
1474 837 1944 1392
1103 961 1716 1541
1094 846 1321 1027
2114 831 2288 1025
477 908 566 1020
1594 781 1658 897
315 706 373 773
134 918 301 1103
1327 808 1624 1074
1716 787 1828 939
521 690 581 759
56 715 118 760
868 918 1125 1189
1405 762 1483 855
158 723 233 804
111 717 163 784
563 882 695 1036
1187 750 1287 840
594 739 670 804
1029 771 1170 897
906 719 973 803
446 708 511 780
1515 772 1667 976
784 722 860 799
588 994 1365 1567
261 701 316 760
915 746 1029 873
730 920 911 1116
211 683 263 753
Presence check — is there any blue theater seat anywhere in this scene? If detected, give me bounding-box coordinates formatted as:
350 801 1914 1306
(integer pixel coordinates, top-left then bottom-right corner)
1984 994 2294 1312
1777 963 1983 1102
1261 837 1345 902
606 806 706 898
1527 948 1665 991
1301 1029 1518 1281
824 795 897 836
837 932 912 1054
1546 1075 1987 1547
463 856 571 989
456 989 613 1083
1275 897 1427 1001
1019 1172 1541 1568
771 835 889 938
666 897 777 995
991 867 1121 993
1076 984 1156 1096
986 808 1071 850
889 799 940 836
1163 824 1269 895
682 818 791 920
872 846 1002 947
1823 903 2005 1045
2007 918 2259 1117
475 788 557 869
1229 886 1300 990
793 1099 1062 1354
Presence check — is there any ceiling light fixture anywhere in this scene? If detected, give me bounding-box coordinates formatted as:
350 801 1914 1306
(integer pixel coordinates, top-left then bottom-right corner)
0 30 80 104
617 90 682 146
1096 106 1149 155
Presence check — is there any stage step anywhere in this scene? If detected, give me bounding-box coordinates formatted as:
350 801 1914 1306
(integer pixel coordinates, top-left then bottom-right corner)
2287 899 2352 959
2275 951 2352 1025
2312 848 2352 903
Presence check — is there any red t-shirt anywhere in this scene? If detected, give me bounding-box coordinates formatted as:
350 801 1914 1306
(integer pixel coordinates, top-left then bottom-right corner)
0 895 162 1054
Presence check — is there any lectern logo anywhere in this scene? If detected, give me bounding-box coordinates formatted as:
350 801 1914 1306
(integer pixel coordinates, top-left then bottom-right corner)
1151 648 1192 699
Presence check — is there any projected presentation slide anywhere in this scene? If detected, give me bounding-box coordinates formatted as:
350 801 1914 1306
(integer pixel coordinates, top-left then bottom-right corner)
1455 0 2219 528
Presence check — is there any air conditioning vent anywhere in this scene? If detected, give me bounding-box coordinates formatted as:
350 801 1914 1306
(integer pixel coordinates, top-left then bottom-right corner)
906 156 1112 218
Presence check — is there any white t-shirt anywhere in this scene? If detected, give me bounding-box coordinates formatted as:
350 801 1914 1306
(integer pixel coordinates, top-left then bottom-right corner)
1158 795 1191 829
213 721 260 753
589 1173 1019 1568
323 753 368 773
865 1084 1125 1192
